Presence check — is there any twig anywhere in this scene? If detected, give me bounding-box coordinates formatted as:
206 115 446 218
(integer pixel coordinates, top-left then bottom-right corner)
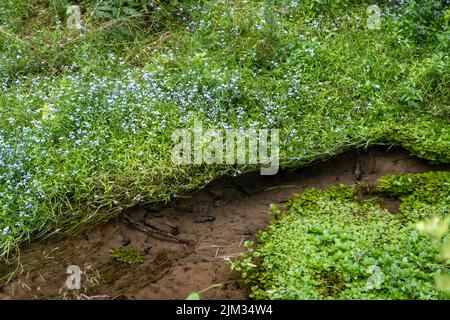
79 293 110 300
124 213 190 244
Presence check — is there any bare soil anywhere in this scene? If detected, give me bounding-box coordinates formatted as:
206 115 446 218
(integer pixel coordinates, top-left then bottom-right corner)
0 147 448 300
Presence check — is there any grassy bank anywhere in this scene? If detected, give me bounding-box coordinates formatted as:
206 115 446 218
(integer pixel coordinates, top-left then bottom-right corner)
0 0 449 257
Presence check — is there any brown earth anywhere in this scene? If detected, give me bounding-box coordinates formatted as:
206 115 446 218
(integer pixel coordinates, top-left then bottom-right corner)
0 147 448 300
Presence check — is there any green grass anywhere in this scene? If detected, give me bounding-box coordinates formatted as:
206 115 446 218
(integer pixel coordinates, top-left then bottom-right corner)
232 172 450 299
0 0 449 257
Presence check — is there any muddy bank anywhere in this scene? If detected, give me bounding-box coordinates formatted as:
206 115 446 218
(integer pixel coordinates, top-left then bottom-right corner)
0 147 449 300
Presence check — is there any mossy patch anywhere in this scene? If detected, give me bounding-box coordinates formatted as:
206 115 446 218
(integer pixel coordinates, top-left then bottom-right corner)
110 247 144 264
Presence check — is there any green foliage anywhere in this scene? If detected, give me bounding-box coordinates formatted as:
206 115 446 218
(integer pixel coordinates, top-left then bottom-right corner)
0 0 449 258
393 0 448 43
383 121 450 164
232 172 450 299
417 216 450 292
377 171 450 221
287 185 356 214
186 292 201 300
377 171 450 198
110 247 144 264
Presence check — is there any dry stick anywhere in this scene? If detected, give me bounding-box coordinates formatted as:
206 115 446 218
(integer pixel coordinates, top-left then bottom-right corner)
78 293 110 300
123 214 190 244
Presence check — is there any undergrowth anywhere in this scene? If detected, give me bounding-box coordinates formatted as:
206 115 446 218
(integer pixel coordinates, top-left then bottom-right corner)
232 171 450 299
0 0 449 257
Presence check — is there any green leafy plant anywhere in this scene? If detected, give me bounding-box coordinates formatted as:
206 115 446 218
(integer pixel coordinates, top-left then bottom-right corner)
232 172 450 299
417 216 450 292
394 0 447 43
110 247 144 264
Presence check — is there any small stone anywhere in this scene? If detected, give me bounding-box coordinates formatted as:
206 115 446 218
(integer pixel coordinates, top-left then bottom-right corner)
195 216 215 223
121 236 131 247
